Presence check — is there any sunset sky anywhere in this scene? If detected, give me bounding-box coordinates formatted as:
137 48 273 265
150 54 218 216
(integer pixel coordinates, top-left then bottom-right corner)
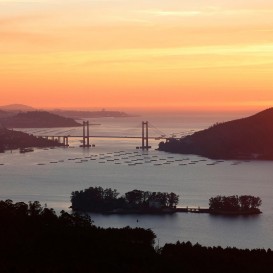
1 0 273 111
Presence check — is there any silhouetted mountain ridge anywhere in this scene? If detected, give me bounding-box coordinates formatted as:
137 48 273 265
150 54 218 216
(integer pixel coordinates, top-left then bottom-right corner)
0 110 12 118
159 108 273 160
0 111 81 128
0 104 35 111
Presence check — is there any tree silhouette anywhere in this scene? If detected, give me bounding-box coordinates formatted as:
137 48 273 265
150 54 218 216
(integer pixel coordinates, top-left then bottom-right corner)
209 195 262 213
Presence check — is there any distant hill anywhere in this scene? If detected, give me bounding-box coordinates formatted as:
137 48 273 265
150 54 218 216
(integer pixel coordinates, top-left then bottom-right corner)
0 127 64 151
0 105 133 118
0 104 35 112
52 110 133 119
0 111 81 128
158 108 273 160
0 110 13 119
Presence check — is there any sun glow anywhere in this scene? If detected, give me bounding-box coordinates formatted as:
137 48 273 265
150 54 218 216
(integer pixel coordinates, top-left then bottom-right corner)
1 0 273 111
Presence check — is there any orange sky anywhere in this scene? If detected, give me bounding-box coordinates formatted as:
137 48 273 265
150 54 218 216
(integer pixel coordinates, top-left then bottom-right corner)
1 0 273 111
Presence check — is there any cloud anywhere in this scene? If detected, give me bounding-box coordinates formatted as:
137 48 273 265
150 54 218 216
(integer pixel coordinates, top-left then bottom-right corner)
141 10 202 17
0 0 124 2
139 8 273 18
254 29 273 32
14 42 271 70
0 14 48 26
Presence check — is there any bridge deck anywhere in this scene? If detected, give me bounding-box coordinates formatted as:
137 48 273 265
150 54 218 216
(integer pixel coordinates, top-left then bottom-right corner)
37 135 178 140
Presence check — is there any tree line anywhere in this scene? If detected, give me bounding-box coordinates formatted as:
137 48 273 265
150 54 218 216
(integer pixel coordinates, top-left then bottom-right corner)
71 186 179 212
209 195 262 212
0 199 156 273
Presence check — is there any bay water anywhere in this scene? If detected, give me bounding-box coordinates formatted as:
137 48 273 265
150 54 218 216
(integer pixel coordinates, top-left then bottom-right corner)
1 112 273 249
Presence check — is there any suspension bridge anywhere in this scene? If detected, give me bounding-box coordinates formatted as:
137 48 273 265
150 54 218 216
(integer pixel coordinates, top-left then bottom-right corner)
35 121 196 149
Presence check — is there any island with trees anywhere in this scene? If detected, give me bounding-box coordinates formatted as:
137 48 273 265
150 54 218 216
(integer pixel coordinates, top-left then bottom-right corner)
0 199 272 273
209 195 262 215
158 108 273 160
0 126 65 152
71 187 262 216
71 186 179 214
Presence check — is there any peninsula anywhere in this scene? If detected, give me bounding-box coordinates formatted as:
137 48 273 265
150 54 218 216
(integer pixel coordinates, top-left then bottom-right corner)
0 127 65 152
158 108 273 160
0 111 81 128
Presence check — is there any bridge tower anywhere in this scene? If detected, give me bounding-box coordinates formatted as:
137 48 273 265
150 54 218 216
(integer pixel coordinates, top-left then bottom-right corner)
63 136 69 147
139 121 151 150
81 121 91 147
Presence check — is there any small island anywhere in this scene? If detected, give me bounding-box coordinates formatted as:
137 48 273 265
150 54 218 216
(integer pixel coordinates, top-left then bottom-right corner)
209 195 262 215
71 187 179 214
71 187 262 216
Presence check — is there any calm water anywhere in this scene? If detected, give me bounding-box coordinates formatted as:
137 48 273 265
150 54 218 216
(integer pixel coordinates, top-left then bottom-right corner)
1 112 273 249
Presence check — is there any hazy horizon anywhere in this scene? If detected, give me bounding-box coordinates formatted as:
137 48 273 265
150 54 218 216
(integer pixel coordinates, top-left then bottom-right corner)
0 102 267 117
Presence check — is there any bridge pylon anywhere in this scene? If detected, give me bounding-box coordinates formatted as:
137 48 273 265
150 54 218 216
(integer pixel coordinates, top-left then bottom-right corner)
80 121 91 147
136 121 151 150
63 136 69 146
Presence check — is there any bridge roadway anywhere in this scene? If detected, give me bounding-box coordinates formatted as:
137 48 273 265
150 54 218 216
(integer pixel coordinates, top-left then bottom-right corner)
38 135 177 140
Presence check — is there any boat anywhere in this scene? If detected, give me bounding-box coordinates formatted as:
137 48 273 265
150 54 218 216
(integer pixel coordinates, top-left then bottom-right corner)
19 148 34 153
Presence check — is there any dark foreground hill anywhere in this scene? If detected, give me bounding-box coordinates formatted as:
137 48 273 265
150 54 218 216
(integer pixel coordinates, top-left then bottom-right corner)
0 127 64 151
0 199 273 273
159 108 273 160
0 111 81 128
